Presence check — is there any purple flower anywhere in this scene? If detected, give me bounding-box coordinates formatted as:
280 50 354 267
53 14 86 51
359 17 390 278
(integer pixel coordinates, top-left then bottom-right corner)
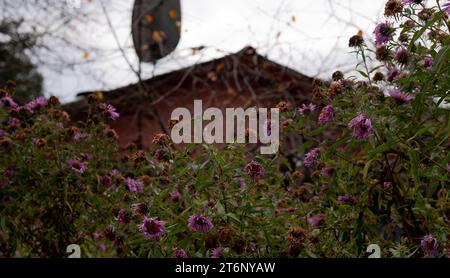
238 177 247 189
138 216 166 240
1 96 18 109
298 103 317 115
421 234 440 257
374 22 395 45
304 148 320 168
388 88 415 103
443 1 450 16
3 195 13 202
188 214 214 233
395 71 409 81
110 169 120 176
154 149 163 161
320 167 335 178
117 209 130 224
68 158 87 174
125 178 144 193
348 114 373 139
106 104 120 120
446 163 450 173
98 244 107 253
421 55 434 68
24 96 46 112
383 181 393 190
307 213 325 228
244 160 265 181
394 46 408 64
173 248 189 258
100 175 112 187
170 189 181 202
318 105 334 125
5 166 14 180
211 247 222 258
73 132 82 142
337 194 357 204
8 117 21 127
387 68 399 82
0 129 4 140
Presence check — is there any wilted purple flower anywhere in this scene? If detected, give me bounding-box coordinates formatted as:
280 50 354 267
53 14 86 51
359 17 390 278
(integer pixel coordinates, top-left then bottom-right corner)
298 103 317 115
348 114 373 139
117 209 130 224
98 244 107 253
244 160 265 181
0 129 4 140
110 169 120 176
5 166 14 180
154 149 163 161
170 189 181 202
1 96 18 109
304 148 320 168
320 167 335 178
374 22 395 45
173 248 189 258
100 175 112 187
125 178 144 193
307 213 325 228
139 217 166 240
443 1 450 16
394 46 408 64
388 88 414 103
3 195 14 202
421 56 434 68
93 231 102 240
395 71 409 80
73 132 82 142
188 214 214 233
318 105 334 125
421 234 440 257
211 247 222 258
106 104 120 120
8 117 21 128
68 158 87 174
337 194 357 204
238 177 247 189
131 203 149 215
383 181 393 190
387 68 399 82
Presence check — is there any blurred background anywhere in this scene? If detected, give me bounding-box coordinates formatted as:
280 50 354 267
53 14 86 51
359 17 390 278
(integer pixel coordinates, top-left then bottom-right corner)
0 0 386 103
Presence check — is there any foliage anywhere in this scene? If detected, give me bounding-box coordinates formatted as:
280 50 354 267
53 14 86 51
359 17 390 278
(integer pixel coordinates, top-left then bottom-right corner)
0 0 449 258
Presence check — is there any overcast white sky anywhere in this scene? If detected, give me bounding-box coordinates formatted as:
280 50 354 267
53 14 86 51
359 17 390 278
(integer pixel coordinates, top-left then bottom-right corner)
38 0 387 103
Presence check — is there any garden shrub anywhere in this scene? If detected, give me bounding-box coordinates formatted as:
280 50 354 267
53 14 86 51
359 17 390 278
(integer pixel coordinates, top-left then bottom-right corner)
0 0 449 258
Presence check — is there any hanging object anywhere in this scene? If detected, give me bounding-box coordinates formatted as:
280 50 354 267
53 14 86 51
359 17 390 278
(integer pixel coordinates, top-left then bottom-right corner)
131 0 181 63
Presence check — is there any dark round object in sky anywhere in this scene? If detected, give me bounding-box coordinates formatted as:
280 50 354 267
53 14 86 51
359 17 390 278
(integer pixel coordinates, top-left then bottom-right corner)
132 0 181 63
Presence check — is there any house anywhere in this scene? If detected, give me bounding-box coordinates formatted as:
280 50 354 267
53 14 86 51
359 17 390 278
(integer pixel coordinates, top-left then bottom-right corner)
63 47 314 149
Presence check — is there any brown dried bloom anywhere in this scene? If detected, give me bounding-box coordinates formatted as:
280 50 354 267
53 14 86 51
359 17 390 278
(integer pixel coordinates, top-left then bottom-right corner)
152 133 170 145
275 101 289 112
384 0 403 17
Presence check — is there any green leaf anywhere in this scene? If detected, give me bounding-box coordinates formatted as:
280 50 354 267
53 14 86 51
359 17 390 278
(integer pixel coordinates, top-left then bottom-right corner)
408 12 444 51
